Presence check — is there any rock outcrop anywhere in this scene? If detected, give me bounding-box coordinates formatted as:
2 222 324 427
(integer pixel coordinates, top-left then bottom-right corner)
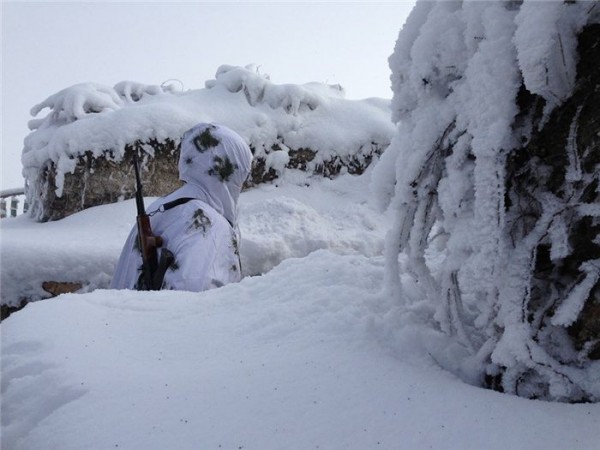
23 66 394 221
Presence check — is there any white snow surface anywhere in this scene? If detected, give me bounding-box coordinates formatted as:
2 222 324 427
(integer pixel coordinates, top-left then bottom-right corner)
2 169 599 449
3 3 600 446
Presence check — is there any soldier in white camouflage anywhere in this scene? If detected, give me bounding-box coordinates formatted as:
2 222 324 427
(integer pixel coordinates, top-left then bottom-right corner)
110 122 253 292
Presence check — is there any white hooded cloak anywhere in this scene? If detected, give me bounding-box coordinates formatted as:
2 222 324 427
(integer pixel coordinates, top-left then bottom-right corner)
110 123 253 292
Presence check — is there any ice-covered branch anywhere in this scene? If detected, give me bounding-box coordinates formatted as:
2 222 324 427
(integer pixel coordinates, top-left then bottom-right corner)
378 0 600 401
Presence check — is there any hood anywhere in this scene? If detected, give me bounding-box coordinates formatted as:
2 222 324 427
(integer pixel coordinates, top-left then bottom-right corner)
178 123 253 226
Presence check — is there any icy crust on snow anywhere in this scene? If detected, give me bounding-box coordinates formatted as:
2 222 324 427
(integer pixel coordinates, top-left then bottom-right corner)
22 64 394 197
373 0 600 401
0 171 389 308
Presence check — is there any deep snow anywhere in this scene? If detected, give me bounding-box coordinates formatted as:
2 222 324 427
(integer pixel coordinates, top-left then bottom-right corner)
3 0 600 446
2 171 599 450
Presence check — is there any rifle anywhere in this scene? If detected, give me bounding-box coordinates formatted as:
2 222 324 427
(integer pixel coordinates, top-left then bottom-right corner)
132 153 173 290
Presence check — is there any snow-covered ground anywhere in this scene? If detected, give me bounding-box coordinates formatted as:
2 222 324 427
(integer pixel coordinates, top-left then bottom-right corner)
3 0 600 445
2 170 598 449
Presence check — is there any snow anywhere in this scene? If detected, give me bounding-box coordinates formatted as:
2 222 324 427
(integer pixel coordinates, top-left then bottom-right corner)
514 1 590 116
374 0 600 402
23 64 394 199
1 169 388 308
2 165 599 449
551 260 600 328
2 1 600 446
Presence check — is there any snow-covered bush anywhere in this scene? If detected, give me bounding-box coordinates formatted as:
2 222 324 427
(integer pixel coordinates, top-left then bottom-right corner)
23 65 394 221
375 0 600 401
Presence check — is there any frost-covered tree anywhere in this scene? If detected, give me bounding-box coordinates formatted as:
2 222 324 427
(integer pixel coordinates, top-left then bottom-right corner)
373 0 600 401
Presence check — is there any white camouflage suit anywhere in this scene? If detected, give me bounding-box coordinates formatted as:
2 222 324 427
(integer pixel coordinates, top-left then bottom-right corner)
110 123 253 292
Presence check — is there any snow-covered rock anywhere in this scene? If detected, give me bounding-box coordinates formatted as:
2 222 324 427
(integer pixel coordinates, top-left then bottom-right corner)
23 65 394 221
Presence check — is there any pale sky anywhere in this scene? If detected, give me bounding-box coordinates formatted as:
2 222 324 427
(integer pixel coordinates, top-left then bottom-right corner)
1 1 415 190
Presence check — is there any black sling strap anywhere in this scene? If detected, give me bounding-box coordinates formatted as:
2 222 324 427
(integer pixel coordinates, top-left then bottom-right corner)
160 197 195 212
148 197 196 216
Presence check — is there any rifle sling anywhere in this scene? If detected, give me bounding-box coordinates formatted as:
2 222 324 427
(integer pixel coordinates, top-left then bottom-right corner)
159 197 195 212
155 197 235 228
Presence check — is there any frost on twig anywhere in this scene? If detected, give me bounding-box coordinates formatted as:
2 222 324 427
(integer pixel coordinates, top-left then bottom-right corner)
379 0 600 402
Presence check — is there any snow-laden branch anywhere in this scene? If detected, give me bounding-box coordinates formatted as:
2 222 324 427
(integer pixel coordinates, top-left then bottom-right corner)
376 0 600 402
29 83 124 129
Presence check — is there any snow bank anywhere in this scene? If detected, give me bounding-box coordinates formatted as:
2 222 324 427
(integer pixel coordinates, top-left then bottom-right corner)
1 170 389 308
373 0 600 401
2 250 599 449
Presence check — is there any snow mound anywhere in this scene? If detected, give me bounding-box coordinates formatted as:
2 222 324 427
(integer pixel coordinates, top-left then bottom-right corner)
240 169 388 276
2 250 599 449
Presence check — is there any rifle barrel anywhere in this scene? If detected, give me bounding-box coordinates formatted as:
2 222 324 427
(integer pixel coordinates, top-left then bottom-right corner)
132 153 146 215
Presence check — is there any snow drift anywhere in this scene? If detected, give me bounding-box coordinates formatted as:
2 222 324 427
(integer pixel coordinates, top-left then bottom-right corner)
1 165 598 450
